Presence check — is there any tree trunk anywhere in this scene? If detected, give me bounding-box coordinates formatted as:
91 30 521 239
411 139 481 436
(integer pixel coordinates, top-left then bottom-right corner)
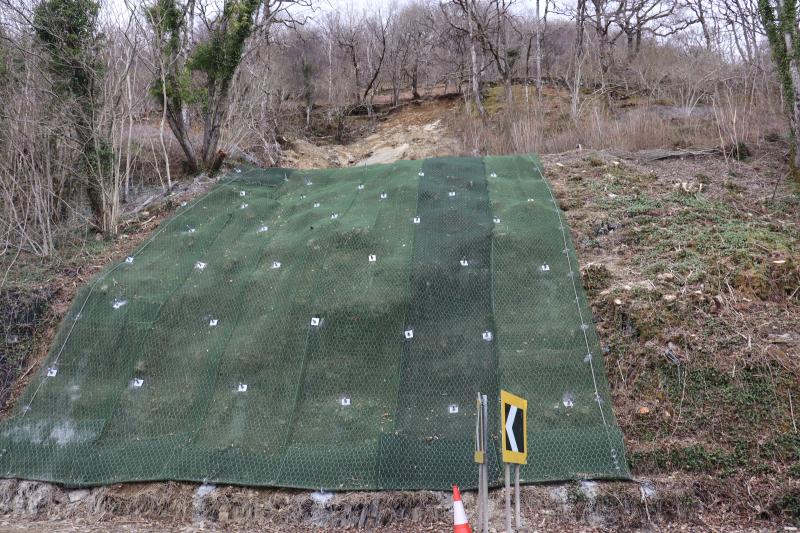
466 0 485 117
201 95 226 169
535 0 543 96
75 110 107 231
759 0 800 178
165 109 199 173
411 64 420 100
571 0 586 117
784 36 800 171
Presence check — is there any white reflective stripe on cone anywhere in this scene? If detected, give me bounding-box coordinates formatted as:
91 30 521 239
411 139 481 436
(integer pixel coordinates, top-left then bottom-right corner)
452 485 472 533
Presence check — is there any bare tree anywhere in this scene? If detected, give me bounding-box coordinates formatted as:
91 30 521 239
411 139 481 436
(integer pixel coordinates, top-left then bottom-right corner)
0 0 140 244
534 0 551 96
684 0 717 50
443 0 486 115
571 0 587 117
145 0 310 173
361 11 390 117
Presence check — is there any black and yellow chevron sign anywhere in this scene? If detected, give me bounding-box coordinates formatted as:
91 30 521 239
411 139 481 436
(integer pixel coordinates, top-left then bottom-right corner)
500 390 527 464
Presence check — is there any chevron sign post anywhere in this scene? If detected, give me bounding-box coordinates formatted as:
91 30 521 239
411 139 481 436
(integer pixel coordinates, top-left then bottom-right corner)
500 390 527 532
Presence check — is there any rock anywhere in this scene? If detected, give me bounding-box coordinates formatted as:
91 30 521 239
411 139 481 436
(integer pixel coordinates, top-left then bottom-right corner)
673 181 703 194
637 406 650 415
657 272 674 282
614 298 623 306
357 143 410 166
68 489 89 503
767 333 794 344
422 120 441 132
663 294 677 302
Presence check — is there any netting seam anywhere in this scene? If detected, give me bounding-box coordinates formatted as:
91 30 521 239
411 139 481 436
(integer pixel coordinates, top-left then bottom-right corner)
93 212 236 467
378 163 423 489
160 184 290 481
484 158 504 483
275 166 374 484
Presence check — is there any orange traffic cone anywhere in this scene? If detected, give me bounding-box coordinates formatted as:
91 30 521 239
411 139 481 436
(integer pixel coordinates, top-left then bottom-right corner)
452 485 472 533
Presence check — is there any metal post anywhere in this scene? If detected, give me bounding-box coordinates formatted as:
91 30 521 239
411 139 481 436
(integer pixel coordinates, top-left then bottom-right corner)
476 393 484 530
514 464 521 530
504 463 511 533
477 462 483 529
481 394 489 533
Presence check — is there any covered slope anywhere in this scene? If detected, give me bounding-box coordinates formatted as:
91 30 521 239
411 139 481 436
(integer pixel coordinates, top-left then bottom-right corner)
0 155 629 490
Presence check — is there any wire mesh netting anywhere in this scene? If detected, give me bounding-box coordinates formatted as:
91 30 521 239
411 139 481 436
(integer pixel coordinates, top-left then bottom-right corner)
0 154 629 490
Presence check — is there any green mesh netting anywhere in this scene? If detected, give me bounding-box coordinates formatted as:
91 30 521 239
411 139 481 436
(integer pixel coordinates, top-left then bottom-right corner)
0 154 629 490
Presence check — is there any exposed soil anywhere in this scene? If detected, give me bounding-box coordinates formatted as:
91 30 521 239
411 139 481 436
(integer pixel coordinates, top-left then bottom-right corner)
1 94 798 531
280 98 461 168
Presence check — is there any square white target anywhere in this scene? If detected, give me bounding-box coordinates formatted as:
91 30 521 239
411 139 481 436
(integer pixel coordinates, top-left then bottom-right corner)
541 264 550 272
368 255 377 262
448 191 456 197
132 378 144 388
46 367 58 377
448 404 459 414
482 331 493 341
380 192 387 199
209 319 219 327
413 217 420 224
310 317 321 326
271 261 282 269
237 383 248 393
125 256 134 264
404 329 414 339
340 396 351 406
460 259 469 267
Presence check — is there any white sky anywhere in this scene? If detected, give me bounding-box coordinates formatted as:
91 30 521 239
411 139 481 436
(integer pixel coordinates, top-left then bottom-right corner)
105 0 553 22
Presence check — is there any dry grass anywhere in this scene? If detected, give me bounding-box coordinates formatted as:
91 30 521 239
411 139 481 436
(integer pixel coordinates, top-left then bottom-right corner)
542 146 799 527
450 84 786 157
